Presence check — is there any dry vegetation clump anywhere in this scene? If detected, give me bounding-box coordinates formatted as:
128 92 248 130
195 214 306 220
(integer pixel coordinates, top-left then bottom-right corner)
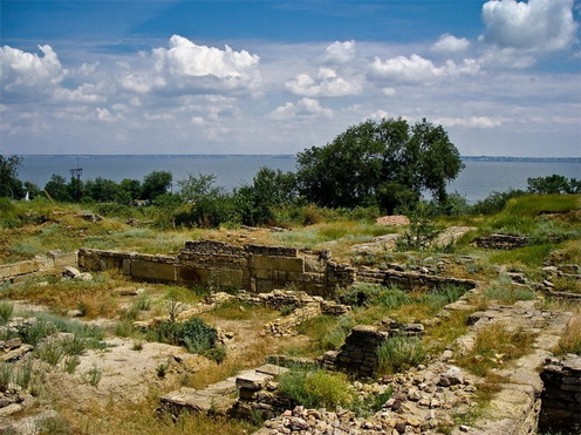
456 322 537 377
554 306 581 355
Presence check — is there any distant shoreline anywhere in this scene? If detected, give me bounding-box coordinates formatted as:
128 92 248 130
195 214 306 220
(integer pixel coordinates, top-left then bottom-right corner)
13 154 581 163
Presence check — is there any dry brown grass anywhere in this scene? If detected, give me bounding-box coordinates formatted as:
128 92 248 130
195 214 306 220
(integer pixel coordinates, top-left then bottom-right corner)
554 305 581 355
54 391 256 435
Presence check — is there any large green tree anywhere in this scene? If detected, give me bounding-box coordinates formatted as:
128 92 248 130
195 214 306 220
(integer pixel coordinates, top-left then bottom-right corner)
141 170 173 202
296 118 464 213
0 155 25 199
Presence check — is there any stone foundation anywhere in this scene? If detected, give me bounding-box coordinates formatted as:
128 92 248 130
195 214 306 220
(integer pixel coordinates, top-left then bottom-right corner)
78 240 476 296
539 354 581 435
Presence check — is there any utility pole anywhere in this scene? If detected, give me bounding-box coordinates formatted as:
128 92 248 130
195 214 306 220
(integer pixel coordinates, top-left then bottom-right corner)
69 157 83 202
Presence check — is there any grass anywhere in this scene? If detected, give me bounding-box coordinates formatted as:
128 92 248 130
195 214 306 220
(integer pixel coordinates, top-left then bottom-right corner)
483 275 536 304
554 307 581 355
278 368 356 410
488 244 555 268
377 336 426 374
0 301 14 324
456 322 537 377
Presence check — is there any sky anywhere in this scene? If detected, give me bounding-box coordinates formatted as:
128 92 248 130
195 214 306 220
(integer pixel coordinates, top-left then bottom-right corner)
1 0 580 157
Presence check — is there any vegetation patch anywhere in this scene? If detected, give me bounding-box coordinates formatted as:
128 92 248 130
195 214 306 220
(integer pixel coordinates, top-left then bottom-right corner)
377 336 426 374
147 317 226 363
456 322 537 377
278 368 356 410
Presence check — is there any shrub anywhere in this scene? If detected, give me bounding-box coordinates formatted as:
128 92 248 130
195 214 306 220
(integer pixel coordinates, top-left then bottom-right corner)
471 189 525 215
337 283 385 307
396 202 442 251
0 302 14 325
377 336 426 374
554 311 581 355
279 369 355 410
147 317 225 363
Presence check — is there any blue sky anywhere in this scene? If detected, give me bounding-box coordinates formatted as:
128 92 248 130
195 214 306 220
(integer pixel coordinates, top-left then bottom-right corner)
1 0 580 156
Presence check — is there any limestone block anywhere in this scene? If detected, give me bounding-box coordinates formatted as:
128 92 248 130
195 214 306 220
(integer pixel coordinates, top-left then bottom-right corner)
131 260 176 282
236 371 273 391
251 255 304 273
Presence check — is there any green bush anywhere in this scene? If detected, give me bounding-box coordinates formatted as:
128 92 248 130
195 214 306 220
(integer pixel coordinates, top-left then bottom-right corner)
147 317 225 363
0 302 14 325
279 369 355 410
377 336 426 374
337 283 385 307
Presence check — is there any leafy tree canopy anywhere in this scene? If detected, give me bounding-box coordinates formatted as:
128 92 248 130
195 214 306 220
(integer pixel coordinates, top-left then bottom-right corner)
141 170 172 201
295 118 464 213
0 155 25 199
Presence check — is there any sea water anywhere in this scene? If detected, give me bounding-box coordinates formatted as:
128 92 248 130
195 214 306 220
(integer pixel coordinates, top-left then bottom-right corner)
16 155 581 204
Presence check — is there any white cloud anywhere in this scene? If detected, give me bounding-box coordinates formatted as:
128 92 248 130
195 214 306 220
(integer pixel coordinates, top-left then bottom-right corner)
53 84 106 103
370 54 480 83
324 40 356 64
368 110 390 121
480 0 577 52
0 44 65 97
96 108 124 122
381 87 396 96
432 34 471 53
270 97 333 120
285 68 362 97
151 35 262 93
435 116 502 129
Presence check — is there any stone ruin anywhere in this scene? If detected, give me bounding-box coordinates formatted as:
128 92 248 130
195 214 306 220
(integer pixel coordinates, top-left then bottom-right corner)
77 239 477 298
539 354 581 435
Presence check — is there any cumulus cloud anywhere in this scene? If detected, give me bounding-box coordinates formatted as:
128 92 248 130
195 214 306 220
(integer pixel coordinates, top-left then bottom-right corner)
96 108 124 122
53 84 106 103
0 44 65 98
324 40 356 64
151 35 262 93
435 116 502 129
480 0 577 52
432 34 471 53
270 97 333 120
370 54 480 83
285 68 361 97
117 35 262 96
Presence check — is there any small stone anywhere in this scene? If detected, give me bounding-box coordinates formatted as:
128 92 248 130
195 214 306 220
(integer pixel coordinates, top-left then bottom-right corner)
395 422 406 434
63 266 80 278
459 424 470 432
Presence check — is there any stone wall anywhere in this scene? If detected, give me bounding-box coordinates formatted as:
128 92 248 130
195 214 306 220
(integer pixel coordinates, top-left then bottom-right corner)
539 355 581 435
331 325 388 377
78 240 476 295
1 251 77 284
474 233 529 249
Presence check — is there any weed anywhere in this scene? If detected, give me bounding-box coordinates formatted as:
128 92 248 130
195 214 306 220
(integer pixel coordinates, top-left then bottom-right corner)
554 309 581 355
20 320 58 346
132 340 144 351
484 276 535 304
64 355 80 374
456 322 537 377
114 320 136 338
0 302 14 325
82 364 102 387
278 369 355 410
0 362 14 390
35 340 65 366
377 336 426 374
36 415 71 434
156 362 168 378
60 335 88 356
